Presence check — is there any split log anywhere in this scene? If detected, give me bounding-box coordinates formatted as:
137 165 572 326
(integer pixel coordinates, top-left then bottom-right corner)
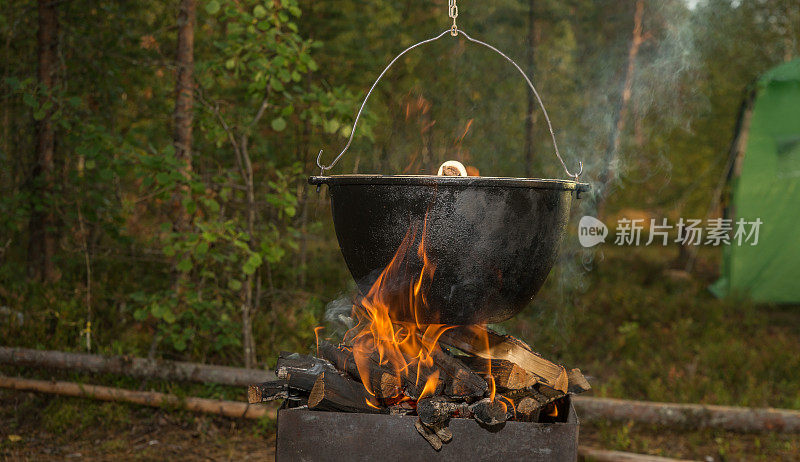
403 360 444 400
275 352 336 393
317 341 401 399
574 396 800 433
316 341 360 378
437 327 568 392
567 368 591 394
0 346 274 386
516 396 540 422
248 379 288 403
0 374 274 420
308 371 382 414
431 348 487 399
459 356 538 390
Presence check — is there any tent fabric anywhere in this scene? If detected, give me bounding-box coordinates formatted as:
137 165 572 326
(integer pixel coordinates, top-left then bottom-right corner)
710 58 800 303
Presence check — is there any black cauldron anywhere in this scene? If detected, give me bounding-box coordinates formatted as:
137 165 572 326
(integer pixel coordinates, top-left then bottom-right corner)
310 174 588 325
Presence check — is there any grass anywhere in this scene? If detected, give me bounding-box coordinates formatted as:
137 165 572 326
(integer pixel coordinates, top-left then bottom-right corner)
504 244 800 409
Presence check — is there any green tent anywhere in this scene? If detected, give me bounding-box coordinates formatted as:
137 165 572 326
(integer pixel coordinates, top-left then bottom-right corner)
710 58 800 303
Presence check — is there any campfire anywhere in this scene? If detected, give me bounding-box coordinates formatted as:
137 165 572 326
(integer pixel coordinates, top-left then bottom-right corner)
253 13 589 456
249 162 590 451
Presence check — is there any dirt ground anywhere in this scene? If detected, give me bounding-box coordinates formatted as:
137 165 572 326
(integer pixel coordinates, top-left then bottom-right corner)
0 390 274 461
2 391 799 461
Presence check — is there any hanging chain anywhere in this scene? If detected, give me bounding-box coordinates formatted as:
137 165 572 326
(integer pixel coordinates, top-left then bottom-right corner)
449 0 459 36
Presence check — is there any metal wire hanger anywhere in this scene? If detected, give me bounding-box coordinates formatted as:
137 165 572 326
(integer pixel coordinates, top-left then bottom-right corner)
315 0 583 181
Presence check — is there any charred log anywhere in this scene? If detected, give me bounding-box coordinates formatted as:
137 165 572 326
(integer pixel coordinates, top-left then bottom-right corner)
317 341 401 399
308 371 383 414
248 380 288 404
414 420 443 451
431 348 487 399
275 351 336 393
470 398 508 427
417 396 470 429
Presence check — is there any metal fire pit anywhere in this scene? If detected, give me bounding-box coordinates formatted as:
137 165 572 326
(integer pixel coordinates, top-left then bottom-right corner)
276 397 578 461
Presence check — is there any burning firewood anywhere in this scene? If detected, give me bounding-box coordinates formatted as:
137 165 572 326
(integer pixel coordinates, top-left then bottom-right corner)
417 396 470 429
458 356 538 390
430 347 487 399
308 371 383 414
470 397 509 427
317 340 402 399
416 396 464 450
275 351 337 393
437 326 580 393
249 328 589 449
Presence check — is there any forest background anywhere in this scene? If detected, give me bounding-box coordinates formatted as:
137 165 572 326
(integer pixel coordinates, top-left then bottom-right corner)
1 1 799 458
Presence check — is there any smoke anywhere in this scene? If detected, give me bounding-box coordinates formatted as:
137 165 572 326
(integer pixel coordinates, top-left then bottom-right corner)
323 293 356 341
575 2 700 206
540 2 703 340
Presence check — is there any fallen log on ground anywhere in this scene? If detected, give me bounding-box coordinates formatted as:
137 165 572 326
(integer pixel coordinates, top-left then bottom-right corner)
5 347 799 434
0 346 275 386
0 374 276 420
575 396 800 433
578 446 694 462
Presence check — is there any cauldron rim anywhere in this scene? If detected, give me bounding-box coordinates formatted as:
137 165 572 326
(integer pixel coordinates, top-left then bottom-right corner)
309 174 590 192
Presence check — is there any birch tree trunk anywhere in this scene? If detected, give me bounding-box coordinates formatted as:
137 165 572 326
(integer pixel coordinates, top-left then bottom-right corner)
597 0 644 214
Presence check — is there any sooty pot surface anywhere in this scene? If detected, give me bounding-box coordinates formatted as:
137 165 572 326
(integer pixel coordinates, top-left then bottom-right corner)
309 175 587 325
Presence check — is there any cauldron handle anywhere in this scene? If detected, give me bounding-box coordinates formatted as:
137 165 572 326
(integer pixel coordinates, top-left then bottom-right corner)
315 29 583 181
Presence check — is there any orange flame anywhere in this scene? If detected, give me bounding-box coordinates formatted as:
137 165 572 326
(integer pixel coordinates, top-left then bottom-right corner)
314 326 325 357
344 212 457 400
487 375 497 403
419 370 440 399
324 203 504 408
